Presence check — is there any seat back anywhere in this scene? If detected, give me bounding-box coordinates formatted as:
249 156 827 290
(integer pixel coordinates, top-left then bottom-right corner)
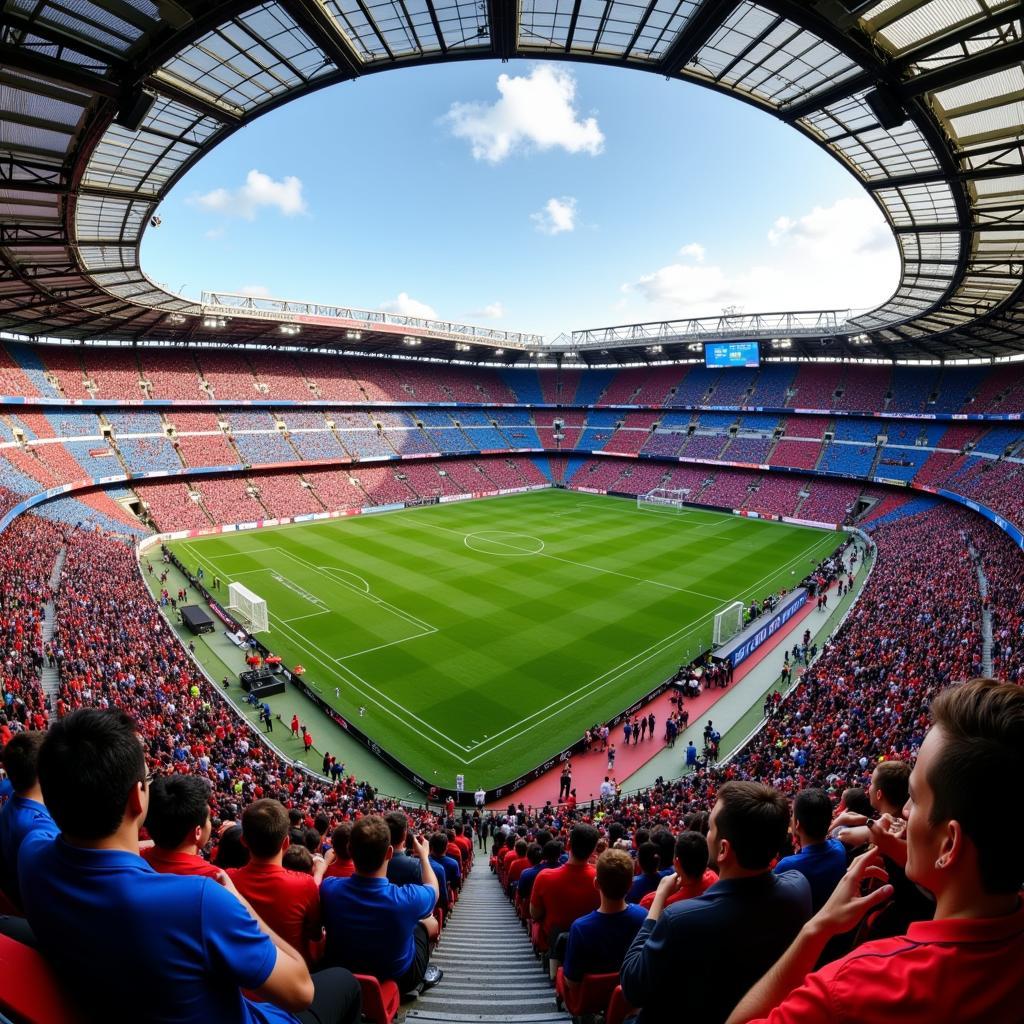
0 934 83 1024
353 973 400 1024
565 971 619 1016
606 985 636 1024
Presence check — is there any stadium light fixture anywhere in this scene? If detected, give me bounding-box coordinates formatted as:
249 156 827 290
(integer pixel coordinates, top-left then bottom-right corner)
494 348 504 355
279 323 301 336
771 338 792 349
167 313 187 324
202 316 227 329
850 334 872 345
455 343 471 352
647 345 663 354
346 330 362 341
687 343 701 352
403 336 421 346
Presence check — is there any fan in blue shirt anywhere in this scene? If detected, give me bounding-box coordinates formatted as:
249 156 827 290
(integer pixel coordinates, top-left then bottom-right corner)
773 788 849 912
563 848 648 984
17 708 360 1024
0 731 58 908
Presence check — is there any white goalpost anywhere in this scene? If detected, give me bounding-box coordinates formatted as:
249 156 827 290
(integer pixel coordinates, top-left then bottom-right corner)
228 581 269 633
713 601 745 647
637 487 691 512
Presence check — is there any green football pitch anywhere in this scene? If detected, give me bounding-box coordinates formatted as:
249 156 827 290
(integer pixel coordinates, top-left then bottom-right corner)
168 489 841 789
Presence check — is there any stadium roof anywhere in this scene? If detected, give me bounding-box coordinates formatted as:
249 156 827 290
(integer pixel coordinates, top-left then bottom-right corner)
0 0 1021 364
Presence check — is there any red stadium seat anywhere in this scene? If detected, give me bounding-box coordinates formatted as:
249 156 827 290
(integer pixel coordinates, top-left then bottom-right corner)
354 974 401 1024
606 985 636 1024
0 934 84 1024
555 966 619 1018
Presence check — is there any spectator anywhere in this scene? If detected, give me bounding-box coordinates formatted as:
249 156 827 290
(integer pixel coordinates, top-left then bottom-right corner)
229 799 324 966
728 678 1024 1023
515 842 545 906
626 842 662 904
621 782 812 1024
429 832 462 898
836 761 934 936
530 823 601 953
638 831 717 910
18 708 361 1024
773 789 847 912
141 774 220 878
562 848 647 987
283 847 315 875
0 730 57 909
320 815 442 994
213 824 250 869
323 824 355 879
385 810 422 886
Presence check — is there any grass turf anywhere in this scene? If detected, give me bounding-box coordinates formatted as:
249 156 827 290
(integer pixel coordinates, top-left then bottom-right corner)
168 489 841 789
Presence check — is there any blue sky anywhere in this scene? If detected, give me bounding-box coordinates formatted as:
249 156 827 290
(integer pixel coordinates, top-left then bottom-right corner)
143 60 900 341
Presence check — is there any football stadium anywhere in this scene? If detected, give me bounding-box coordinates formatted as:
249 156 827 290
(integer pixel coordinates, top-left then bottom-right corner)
0 2 1022 1023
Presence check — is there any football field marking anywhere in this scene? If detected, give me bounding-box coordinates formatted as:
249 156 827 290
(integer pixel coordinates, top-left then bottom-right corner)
179 542 464 761
405 516 721 601
459 531 831 759
179 506 834 766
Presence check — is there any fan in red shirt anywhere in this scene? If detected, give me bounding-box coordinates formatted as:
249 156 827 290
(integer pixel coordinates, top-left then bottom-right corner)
323 823 356 879
228 798 324 965
638 832 717 910
530 824 601 951
140 775 220 879
728 679 1024 1024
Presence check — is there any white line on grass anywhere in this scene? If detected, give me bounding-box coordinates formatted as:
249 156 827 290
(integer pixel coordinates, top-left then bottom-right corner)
403 517 722 601
179 542 466 761
459 531 832 759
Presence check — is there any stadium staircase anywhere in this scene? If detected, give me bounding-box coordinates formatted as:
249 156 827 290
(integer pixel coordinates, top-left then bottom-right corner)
407 868 569 1024
40 547 66 704
969 542 994 677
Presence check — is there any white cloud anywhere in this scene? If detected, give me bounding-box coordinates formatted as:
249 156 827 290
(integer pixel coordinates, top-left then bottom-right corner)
469 302 505 319
192 169 307 220
621 196 899 319
531 196 577 235
443 66 604 163
238 284 272 298
380 292 438 319
204 226 225 241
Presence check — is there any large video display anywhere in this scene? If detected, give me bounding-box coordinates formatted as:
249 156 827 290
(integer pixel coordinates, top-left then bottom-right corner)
705 341 760 368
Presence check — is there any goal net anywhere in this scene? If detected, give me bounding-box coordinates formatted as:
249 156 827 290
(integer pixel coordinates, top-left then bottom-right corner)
228 581 269 633
637 487 690 512
713 601 745 647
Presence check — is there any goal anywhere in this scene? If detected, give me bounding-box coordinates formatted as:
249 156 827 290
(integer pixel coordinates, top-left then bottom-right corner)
713 600 745 646
228 581 269 633
637 487 690 512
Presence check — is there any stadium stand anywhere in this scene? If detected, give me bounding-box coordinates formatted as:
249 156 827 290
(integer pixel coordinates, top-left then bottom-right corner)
196 351 261 400
787 364 843 409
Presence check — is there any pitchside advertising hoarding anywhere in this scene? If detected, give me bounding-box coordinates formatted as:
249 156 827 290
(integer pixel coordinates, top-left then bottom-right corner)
715 588 809 669
704 340 760 369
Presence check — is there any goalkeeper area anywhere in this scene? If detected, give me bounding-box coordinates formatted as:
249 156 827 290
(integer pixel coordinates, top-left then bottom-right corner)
167 489 840 789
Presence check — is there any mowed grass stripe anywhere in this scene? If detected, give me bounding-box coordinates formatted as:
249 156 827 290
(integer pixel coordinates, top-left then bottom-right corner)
170 490 840 787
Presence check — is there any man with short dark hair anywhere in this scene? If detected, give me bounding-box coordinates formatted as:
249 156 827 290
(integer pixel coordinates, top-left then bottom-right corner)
142 774 220 878
562 848 646 988
530 824 601 952
638 831 717 910
230 799 324 966
728 678 1024 1023
320 815 442 995
18 708 361 1024
0 730 57 908
621 781 812 1023
384 810 422 886
773 789 847 912
429 832 461 898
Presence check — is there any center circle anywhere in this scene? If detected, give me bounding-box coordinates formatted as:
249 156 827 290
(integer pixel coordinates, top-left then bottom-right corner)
464 531 545 557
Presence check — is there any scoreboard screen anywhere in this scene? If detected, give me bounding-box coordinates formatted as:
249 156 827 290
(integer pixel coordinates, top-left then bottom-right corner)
705 341 760 368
